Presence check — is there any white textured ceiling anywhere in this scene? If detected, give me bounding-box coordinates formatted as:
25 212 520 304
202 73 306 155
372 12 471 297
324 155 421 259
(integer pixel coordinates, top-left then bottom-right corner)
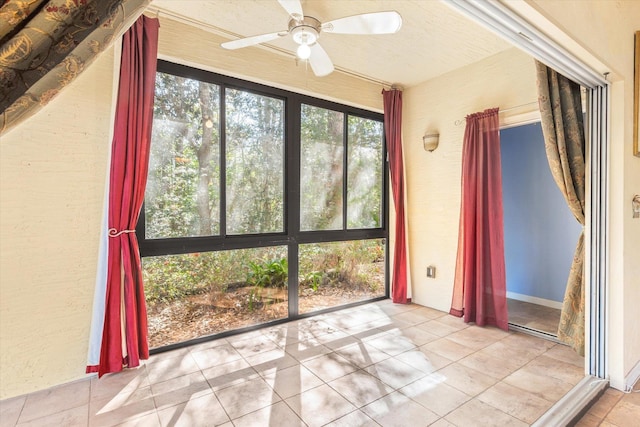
151 0 513 87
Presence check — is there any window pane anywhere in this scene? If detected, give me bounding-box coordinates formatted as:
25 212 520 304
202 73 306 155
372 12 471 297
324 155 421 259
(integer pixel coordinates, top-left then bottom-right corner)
300 105 344 231
226 89 284 234
347 116 384 229
298 239 386 314
146 73 220 239
143 246 288 348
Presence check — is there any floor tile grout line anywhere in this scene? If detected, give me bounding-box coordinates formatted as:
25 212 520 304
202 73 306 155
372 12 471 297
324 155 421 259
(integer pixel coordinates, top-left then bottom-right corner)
11 396 26 427
199 367 234 426
397 382 473 420
221 331 323 424
319 408 380 427
499 366 578 399
13 402 91 427
270 385 311 426
16 393 91 425
472 388 542 426
325 368 394 410
4 303 593 427
449 336 553 414
592 391 625 425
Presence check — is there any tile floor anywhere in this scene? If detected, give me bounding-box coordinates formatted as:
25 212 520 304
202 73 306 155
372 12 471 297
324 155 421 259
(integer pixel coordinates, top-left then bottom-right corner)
507 298 561 336
1 300 591 426
576 381 640 426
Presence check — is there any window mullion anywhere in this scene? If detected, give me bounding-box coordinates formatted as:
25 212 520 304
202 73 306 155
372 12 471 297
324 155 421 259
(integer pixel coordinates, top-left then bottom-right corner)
287 98 301 318
220 85 227 238
288 98 301 239
382 133 389 231
342 113 349 231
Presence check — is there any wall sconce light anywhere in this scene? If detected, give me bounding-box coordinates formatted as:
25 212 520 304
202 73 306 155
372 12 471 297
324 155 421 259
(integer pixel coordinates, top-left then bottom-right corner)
423 133 439 152
633 195 640 218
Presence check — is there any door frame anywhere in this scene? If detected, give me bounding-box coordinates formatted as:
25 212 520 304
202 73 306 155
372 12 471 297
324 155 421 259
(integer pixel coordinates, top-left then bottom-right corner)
447 0 610 380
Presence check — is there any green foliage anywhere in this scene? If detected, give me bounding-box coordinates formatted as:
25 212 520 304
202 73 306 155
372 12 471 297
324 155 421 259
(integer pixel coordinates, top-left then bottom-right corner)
143 240 384 308
143 246 287 305
347 116 384 229
225 89 285 234
301 271 323 291
247 258 288 288
247 288 260 312
146 73 221 238
298 239 385 292
147 73 288 239
147 74 383 238
298 105 384 232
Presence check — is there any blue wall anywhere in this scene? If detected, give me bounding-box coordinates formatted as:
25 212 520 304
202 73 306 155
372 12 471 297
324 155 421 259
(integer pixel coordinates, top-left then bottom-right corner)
500 122 582 303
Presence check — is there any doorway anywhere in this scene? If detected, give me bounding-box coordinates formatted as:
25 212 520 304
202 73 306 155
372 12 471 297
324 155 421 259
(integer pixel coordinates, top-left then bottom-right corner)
447 0 609 380
500 122 582 338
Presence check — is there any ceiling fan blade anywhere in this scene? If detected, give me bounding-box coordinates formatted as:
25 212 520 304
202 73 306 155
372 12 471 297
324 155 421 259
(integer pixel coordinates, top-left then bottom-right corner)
322 11 402 35
278 0 304 20
221 31 287 50
308 43 334 77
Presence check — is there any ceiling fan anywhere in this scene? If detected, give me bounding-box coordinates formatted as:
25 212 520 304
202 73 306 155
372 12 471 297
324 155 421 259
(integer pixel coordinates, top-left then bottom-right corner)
220 0 402 77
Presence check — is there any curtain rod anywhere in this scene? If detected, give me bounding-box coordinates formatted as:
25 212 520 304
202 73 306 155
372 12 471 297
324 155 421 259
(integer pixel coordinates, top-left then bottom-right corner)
454 101 538 126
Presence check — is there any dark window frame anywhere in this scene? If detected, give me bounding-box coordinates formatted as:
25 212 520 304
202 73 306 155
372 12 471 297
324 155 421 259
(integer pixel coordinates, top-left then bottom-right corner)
137 59 389 344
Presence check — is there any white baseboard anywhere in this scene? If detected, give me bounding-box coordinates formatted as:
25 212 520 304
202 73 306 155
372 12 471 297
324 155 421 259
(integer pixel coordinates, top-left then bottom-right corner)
624 360 640 392
507 291 563 310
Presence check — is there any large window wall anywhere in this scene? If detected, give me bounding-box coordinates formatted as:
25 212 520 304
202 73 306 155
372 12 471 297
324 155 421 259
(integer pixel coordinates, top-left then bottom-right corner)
137 60 388 349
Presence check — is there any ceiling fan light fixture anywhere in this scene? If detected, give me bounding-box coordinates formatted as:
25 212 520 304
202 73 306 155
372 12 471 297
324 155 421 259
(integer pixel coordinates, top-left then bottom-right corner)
222 1 402 78
291 18 320 41
297 42 311 59
291 21 319 60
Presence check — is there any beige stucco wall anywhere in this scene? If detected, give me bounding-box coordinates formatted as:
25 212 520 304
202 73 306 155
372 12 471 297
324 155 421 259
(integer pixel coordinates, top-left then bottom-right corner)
402 47 537 311
528 0 640 391
0 48 117 399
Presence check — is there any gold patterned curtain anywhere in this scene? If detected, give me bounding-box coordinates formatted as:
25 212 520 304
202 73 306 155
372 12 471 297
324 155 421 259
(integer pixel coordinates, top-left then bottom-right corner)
0 0 152 136
535 60 586 356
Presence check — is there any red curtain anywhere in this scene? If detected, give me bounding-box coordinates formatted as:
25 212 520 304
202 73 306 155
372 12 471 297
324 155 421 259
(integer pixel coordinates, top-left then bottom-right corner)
87 15 159 376
383 89 409 304
450 108 508 330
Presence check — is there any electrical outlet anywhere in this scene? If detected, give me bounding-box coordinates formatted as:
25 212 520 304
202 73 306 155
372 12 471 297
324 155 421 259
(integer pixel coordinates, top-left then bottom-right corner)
426 265 436 278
